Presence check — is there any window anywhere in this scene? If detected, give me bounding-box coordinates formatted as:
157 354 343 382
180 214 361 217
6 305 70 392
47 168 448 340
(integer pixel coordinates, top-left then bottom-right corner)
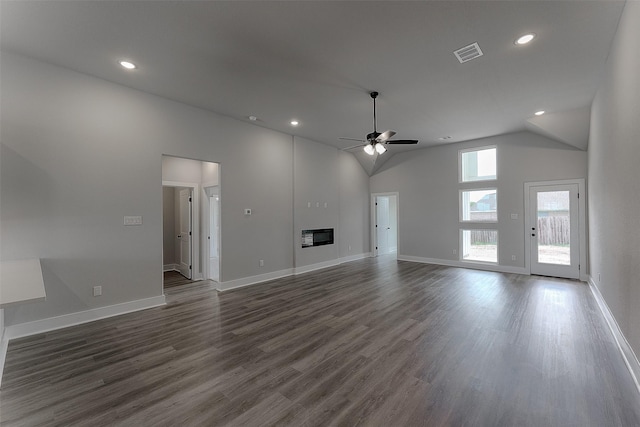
460 189 497 222
460 146 496 182
461 229 498 263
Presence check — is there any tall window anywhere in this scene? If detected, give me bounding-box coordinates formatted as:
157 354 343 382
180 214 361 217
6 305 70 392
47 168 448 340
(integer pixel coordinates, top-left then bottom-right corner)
459 146 498 263
460 146 496 182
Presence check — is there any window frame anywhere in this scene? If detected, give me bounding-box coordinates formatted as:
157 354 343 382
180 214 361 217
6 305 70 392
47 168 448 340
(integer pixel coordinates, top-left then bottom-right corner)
458 145 497 183
459 188 498 223
460 228 499 264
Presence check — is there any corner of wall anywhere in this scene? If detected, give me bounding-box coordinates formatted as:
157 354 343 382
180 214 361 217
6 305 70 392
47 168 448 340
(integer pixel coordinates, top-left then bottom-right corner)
588 276 640 394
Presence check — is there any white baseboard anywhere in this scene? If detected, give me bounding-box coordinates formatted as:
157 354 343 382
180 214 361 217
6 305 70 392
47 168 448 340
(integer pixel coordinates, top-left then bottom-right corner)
4 295 166 341
588 276 640 393
163 264 178 272
218 268 295 292
218 252 372 293
293 259 340 275
339 252 372 264
0 333 7 389
397 254 528 275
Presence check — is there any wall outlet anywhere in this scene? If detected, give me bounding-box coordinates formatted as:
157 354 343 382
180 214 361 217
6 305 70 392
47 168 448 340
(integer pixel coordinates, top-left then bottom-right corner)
511 255 516 261
93 286 102 297
452 249 457 255
259 259 264 267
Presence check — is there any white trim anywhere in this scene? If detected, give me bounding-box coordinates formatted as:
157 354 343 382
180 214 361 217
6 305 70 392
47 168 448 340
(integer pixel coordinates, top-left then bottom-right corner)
459 187 498 223
459 145 497 183
340 252 373 263
217 253 372 292
0 333 7 389
3 295 166 341
588 276 640 394
0 309 6 388
371 192 400 258
218 268 294 292
162 180 200 282
294 259 340 275
398 254 527 275
163 263 178 272
524 179 587 281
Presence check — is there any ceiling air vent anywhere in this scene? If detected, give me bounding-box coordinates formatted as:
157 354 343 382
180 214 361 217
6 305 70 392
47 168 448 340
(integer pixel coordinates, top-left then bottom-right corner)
454 42 483 63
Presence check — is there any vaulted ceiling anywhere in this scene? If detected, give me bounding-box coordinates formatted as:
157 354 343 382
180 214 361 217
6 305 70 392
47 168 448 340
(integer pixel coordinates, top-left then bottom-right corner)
1 1 624 174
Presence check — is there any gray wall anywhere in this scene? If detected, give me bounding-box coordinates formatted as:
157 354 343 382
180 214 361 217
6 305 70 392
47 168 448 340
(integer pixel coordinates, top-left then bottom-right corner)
294 136 339 267
588 2 640 354
0 52 369 326
338 151 371 258
370 131 587 268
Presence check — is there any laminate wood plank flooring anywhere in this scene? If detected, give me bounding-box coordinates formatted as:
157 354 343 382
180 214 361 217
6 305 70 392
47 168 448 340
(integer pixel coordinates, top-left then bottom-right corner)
2 257 640 426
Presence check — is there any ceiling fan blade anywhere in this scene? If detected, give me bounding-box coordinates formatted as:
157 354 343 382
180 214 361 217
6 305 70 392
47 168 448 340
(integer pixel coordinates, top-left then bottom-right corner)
376 130 396 142
338 137 366 142
341 143 366 151
386 139 419 145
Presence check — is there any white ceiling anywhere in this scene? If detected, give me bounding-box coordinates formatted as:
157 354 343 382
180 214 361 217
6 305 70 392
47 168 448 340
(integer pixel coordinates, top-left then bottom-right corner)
0 1 624 174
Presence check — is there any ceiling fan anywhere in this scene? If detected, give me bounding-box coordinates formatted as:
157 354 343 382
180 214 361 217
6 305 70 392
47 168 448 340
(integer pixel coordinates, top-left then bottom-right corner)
339 91 418 155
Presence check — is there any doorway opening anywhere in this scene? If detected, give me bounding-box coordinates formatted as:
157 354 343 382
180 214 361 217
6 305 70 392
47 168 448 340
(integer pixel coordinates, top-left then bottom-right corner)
524 179 586 280
162 155 220 289
371 193 399 258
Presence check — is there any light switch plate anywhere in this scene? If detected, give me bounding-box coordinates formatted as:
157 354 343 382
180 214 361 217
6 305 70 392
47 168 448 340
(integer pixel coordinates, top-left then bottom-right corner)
244 208 252 215
124 215 143 226
510 213 518 219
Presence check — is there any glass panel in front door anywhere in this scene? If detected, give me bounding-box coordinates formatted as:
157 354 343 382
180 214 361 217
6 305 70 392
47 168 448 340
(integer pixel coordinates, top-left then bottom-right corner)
536 191 570 266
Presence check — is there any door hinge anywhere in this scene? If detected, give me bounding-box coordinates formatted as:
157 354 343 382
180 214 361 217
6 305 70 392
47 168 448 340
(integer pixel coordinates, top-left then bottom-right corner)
189 265 192 269
375 202 378 206
578 264 581 270
189 231 192 236
375 224 378 228
376 246 378 250
577 193 579 199
189 197 192 202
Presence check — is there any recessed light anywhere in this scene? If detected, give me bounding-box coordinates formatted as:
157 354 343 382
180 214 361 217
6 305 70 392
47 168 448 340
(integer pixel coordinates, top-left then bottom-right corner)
534 110 545 116
290 120 299 126
439 136 452 140
515 33 536 45
119 60 136 70
248 116 258 121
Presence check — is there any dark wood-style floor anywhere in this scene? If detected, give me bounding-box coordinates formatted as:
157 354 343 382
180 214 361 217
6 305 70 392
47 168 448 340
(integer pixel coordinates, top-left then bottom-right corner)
2 257 640 426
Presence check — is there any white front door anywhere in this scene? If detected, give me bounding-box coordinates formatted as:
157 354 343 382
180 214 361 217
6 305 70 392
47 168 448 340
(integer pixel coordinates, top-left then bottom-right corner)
178 188 192 279
376 196 390 255
529 184 580 279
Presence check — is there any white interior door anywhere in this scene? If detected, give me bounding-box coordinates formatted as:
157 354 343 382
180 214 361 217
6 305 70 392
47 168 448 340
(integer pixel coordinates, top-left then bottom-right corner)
178 188 192 279
208 191 219 282
376 196 390 255
529 184 579 279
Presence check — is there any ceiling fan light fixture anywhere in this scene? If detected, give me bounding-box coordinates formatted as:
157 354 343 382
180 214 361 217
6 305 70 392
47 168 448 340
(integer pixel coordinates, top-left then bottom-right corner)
364 144 375 155
375 142 386 154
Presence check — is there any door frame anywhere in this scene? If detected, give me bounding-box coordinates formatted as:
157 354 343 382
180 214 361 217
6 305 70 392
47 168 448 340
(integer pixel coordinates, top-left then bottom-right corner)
163 180 201 281
371 192 399 258
202 183 221 282
524 179 586 281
